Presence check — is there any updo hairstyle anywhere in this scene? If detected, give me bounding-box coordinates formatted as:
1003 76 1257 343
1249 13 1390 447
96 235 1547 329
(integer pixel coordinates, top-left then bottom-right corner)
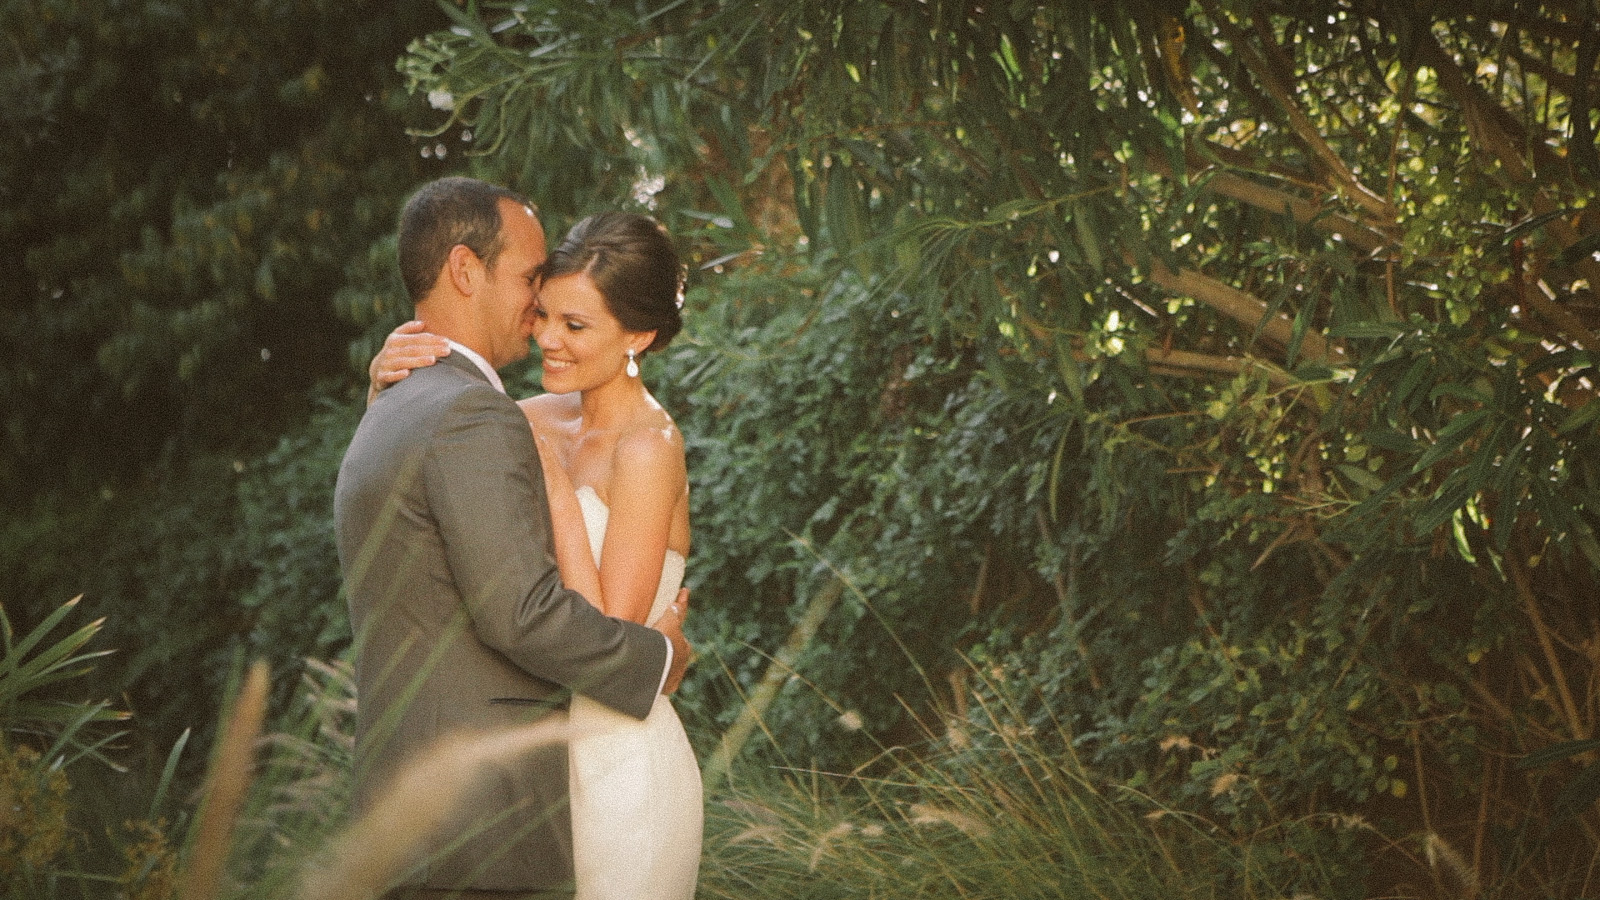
542 211 684 353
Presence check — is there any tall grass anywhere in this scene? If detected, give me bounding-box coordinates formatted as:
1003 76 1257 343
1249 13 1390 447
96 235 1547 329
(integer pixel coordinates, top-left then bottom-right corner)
265 659 1350 900
696 683 1350 900
6 598 1359 900
220 659 355 896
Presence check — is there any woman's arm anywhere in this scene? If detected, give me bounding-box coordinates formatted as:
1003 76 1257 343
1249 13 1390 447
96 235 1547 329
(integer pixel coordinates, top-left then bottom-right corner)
593 426 688 624
366 320 451 405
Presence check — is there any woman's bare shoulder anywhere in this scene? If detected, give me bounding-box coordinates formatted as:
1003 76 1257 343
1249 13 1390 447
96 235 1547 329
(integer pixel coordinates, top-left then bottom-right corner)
614 406 685 469
517 392 580 427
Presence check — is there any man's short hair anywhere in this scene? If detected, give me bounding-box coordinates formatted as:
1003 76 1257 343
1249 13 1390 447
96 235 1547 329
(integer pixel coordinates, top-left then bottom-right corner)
397 177 535 302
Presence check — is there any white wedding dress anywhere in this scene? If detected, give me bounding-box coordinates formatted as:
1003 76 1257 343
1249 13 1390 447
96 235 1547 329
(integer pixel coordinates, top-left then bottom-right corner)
568 486 703 900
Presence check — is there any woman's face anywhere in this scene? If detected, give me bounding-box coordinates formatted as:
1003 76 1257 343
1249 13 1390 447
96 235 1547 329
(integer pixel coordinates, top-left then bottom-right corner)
531 271 648 394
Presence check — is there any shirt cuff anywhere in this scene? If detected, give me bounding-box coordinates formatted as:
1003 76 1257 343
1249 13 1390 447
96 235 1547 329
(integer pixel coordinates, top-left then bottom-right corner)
658 633 673 695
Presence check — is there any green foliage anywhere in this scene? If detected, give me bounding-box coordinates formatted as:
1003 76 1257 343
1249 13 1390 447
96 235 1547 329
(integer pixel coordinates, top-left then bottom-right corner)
591 257 1069 767
221 658 356 897
0 0 447 502
403 3 1600 894
0 0 447 795
0 396 358 772
5 1 1600 897
0 741 71 890
0 601 352 900
0 597 179 897
232 400 361 667
0 596 120 733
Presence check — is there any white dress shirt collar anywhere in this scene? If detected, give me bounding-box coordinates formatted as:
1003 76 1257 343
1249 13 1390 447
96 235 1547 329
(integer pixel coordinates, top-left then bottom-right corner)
446 339 506 394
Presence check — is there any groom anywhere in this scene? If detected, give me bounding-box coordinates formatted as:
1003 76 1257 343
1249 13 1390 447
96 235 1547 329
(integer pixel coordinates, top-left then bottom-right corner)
334 176 690 899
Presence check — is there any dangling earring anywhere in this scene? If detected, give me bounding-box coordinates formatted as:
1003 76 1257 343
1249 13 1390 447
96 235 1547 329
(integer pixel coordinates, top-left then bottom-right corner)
625 348 639 378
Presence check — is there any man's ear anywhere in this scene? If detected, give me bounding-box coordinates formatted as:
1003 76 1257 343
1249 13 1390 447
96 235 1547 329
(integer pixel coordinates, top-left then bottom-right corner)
444 244 482 295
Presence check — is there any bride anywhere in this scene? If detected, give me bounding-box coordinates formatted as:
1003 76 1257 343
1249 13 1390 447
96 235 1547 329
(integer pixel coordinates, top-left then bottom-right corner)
370 211 702 900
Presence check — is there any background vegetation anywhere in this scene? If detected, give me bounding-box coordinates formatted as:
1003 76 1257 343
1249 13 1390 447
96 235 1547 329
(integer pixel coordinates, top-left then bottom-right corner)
3 1 1598 897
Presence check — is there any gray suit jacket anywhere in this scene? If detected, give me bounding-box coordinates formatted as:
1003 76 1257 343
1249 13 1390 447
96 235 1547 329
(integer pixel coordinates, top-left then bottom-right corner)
334 350 667 893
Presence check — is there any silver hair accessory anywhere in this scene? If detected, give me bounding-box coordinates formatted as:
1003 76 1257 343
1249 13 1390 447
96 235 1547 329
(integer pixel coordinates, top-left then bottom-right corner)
626 348 640 378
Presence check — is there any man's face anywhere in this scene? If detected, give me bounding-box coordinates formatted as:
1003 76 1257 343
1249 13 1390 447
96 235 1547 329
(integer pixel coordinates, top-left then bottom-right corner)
478 198 548 368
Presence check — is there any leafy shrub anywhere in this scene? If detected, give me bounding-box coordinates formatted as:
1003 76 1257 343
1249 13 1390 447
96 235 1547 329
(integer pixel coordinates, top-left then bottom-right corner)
0 596 181 898
584 258 1064 768
0 393 359 766
0 741 71 884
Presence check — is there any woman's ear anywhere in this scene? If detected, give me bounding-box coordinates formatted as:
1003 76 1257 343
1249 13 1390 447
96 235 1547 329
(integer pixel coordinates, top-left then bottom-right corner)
630 330 659 356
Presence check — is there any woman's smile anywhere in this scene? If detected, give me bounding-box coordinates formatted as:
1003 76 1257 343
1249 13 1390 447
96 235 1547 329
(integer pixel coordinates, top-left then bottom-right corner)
532 271 646 393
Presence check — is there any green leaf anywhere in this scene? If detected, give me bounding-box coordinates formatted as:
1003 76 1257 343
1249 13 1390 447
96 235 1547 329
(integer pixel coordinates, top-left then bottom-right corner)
1516 349 1593 379
1048 425 1071 524
789 151 821 241
1524 349 1594 380
704 177 756 235
1517 738 1600 771
436 0 491 39
0 602 111 714
1427 383 1492 405
1328 321 1409 339
1411 408 1490 474
1462 422 1503 490
1286 295 1314 368
1491 482 1520 549
1414 474 1475 537
1337 464 1386 493
1348 468 1417 519
0 594 85 679
1554 231 1600 269
148 728 193 822
1558 397 1600 435
1073 205 1104 275
1056 335 1085 404
990 199 1041 223
825 160 872 273
9 699 124 726
1365 427 1422 454
1392 357 1433 410
43 700 124 766
1502 209 1571 243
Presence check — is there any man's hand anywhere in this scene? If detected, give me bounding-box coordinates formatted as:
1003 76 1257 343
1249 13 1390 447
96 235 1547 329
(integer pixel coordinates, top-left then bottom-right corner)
653 588 692 694
367 320 451 405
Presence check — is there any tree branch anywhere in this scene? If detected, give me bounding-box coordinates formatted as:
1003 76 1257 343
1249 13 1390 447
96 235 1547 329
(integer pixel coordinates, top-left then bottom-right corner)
1139 144 1396 254
1139 256 1341 366
1197 0 1395 223
1142 346 1293 388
